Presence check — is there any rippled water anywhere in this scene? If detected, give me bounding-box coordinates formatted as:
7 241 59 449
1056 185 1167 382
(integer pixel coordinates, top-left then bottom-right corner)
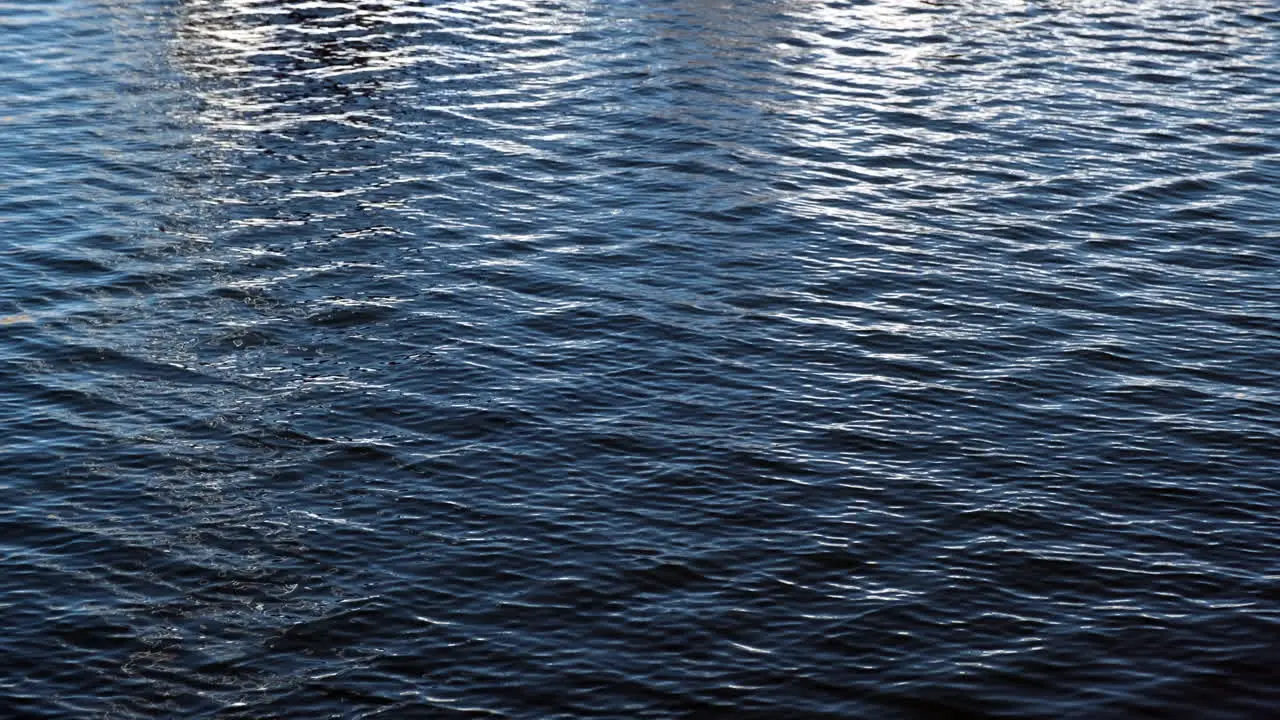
3 0 1279 717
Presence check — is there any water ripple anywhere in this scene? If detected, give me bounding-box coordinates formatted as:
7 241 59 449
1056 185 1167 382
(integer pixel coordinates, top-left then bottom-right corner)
2 0 1278 717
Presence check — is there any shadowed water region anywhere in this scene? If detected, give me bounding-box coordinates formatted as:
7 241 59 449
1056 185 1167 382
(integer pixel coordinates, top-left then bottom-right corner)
2 0 1278 717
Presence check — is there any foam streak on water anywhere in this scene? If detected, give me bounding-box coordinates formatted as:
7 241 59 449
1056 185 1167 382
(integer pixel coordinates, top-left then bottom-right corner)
1 0 1278 717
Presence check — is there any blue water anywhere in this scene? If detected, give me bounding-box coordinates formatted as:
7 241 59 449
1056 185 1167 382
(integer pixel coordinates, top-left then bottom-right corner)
2 0 1278 717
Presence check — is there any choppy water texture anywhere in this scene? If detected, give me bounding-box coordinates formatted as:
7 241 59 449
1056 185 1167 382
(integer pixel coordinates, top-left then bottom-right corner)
2 0 1279 717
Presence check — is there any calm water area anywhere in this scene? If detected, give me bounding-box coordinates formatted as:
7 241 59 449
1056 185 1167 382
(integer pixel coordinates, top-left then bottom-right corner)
2 0 1278 717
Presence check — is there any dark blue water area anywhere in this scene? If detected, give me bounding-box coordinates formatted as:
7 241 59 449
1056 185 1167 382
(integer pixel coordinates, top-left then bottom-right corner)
2 0 1279 717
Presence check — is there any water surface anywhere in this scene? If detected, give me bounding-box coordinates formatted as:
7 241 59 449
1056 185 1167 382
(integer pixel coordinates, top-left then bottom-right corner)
2 0 1278 717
